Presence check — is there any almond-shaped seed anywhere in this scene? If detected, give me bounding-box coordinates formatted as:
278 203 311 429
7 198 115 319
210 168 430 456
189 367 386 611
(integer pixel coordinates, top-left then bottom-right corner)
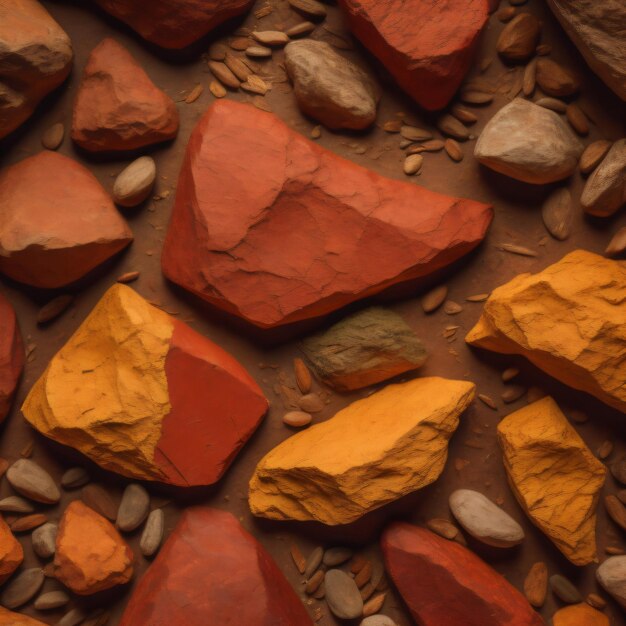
61 467 90 490
566 103 589 135
209 43 227 61
420 139 445 152
522 58 537 96
460 90 493 105
224 52 252 82
524 561 548 607
497 243 537 257
229 37 250 51
184 84 203 103
363 593 386 617
283 410 312 427
0 496 35 514
246 45 272 58
34 589 70 610
294 357 312 393
437 114 469 140
465 293 488 302
208 61 240 89
450 104 477 124
360 582 375 601
478 393 497 410
382 119 402 133
403 154 423 175
10 513 48 532
57 608 88 626
288 0 327 19
350 554 367 574
541 187 572 241
497 6 516 21
502 367 519 382
298 393 324 413
443 300 463 315
426 518 458 540
323 547 353 567
304 546 324 578
421 285 448 313
580 140 612 174
400 125 432 142
306 570 324 594
252 31 290 46
140 508 164 557
587 593 606 609
241 75 271 95
209 80 227 98
116 271 140 284
549 574 581 604
444 138 463 162
290 543 306 574
354 561 372 588
37 294 73 324
606 227 626 258
285 21 316 37
32 522 58 559
1 568 44 608
597 440 613 460
502 385 526 403
605 495 626 531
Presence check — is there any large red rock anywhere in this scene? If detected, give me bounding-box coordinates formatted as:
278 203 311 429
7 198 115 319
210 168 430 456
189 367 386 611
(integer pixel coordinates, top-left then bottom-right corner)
382 523 545 626
72 38 179 153
0 151 133 288
119 507 313 625
337 0 489 110
162 100 492 328
93 0 255 50
0 294 23 422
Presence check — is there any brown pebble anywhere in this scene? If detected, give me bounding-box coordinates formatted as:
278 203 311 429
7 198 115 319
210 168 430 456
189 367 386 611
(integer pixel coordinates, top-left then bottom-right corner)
10 513 48 532
209 80 227 99
80 484 118 521
444 138 463 162
350 554 367 574
597 440 613 460
184 84 203 103
426 518 459 540
363 593 386 617
293 357 312 393
478 393 497 410
566 103 589 135
116 271 140 284
354 561 372 588
450 104 477 124
443 300 463 315
502 385 526 403
535 59 579 97
37 295 73 324
606 227 626 258
290 543 306 574
41 122 65 150
421 285 448 313
605 495 626 531
306 570 324 594
586 593 606 609
580 140 612 175
524 562 548 608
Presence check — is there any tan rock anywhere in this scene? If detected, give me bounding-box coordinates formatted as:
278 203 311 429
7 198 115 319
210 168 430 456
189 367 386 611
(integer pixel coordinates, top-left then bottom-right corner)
552 603 609 626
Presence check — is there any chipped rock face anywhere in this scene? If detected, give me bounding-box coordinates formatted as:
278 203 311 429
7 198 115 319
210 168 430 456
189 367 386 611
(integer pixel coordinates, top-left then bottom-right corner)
596 556 626 609
249 377 475 525
162 100 492 328
0 607 47 626
466 250 626 413
0 516 23 585
0 294 23 422
0 0 73 139
93 0 255 49
300 307 427 391
337 0 489 110
382 523 544 626
72 38 179 152
0 151 133 289
552 603 609 626
497 397 606 565
475 99 583 183
54 501 133 595
22 284 268 487
284 39 379 129
119 507 313 625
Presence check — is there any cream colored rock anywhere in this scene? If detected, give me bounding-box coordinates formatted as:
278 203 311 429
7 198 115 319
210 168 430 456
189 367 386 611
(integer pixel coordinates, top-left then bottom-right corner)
580 139 626 217
596 556 626 609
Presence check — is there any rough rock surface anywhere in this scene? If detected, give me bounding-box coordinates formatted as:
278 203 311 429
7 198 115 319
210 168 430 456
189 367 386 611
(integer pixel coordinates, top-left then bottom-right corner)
0 0 73 139
475 98 583 183
382 523 544 626
93 0 255 49
162 100 492 328
0 151 133 288
466 250 626 413
119 507 313 625
249 377 475 525
337 0 489 110
497 397 606 565
54 501 133 595
0 516 23 585
0 608 46 626
552 603 609 626
22 285 268 487
596 556 626 609
0 294 23 422
72 38 179 152
546 0 626 101
580 139 626 217
300 307 427 391
284 39 379 129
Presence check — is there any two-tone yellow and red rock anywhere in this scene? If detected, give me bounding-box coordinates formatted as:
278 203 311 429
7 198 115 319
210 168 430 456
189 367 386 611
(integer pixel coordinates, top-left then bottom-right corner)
22 284 268 486
72 38 179 152
119 507 313 625
382 523 544 626
162 100 492 328
0 516 23 585
0 151 132 288
466 250 626 413
498 397 606 565
0 293 23 422
249 377 475 525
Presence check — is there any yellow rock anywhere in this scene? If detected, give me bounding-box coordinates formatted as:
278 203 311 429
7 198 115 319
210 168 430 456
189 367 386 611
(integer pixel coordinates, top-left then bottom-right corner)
497 397 606 565
249 377 475 525
466 250 626 413
552 603 609 626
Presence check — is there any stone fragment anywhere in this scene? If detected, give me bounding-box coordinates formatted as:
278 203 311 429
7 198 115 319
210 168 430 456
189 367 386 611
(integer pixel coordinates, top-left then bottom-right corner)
606 227 626 257
113 157 156 208
60 467 90 490
474 98 583 184
139 509 164 557
0 0 72 139
54 501 133 595
552 603 609 626
596 556 626 609
33 590 70 610
0 151 133 289
0 294 23 422
580 139 626 217
249 377 475 524
337 0 488 110
325 569 363 619
41 122 65 150
0 567 44 608
535 59 579 96
496 13 541 62
116 484 150 532
497 397 606 565
162 100 492 328
93 0 255 49
6 460 60 504
119 507 313 625
284 40 378 130
300 307 427 391
23 285 268 487
466 250 626 412
541 187 572 240
382 523 544 626
0 516 23 584
549 574 581 603
580 140 612 175
32 522 58 559
523 562 547 608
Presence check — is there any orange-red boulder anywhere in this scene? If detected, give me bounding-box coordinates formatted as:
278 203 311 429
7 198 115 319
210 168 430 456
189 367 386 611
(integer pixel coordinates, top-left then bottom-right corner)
93 0 255 49
0 516 23 585
382 523 545 626
0 151 133 288
119 507 313 625
72 38 179 152
337 0 489 110
162 100 492 328
0 294 23 422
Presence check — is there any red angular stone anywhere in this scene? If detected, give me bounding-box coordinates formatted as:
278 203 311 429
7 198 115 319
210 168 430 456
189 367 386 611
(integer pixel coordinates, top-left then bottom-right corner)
119 507 313 625
93 0 255 50
72 38 179 152
338 0 489 110
382 523 545 626
0 151 133 289
162 100 492 328
0 294 23 422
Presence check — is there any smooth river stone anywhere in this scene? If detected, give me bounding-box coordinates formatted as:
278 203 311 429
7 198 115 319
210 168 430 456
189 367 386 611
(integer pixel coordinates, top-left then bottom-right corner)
116 484 150 532
596 556 626 609
325 569 363 619
113 156 156 207
0 293 24 422
6 459 60 504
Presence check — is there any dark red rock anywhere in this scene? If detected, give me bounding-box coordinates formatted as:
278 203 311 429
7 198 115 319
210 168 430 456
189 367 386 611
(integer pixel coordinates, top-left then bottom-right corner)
382 523 545 626
119 507 313 625
337 0 489 110
161 100 492 328
71 38 179 152
0 294 23 423
93 0 255 49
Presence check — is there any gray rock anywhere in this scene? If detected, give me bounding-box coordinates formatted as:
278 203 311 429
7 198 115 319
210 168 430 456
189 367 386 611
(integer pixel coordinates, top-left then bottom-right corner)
6 459 60 504
596 556 626 609
31 522 58 559
113 156 157 208
140 508 164 557
549 574 581 604
581 139 626 217
0 567 44 608
61 466 90 490
41 122 65 150
475 98 583 184
284 39 379 130
361 617 398 626
323 547 353 567
57 608 88 626
33 589 70 610
325 569 363 619
0 495 35 514
116 483 150 532
541 188 572 240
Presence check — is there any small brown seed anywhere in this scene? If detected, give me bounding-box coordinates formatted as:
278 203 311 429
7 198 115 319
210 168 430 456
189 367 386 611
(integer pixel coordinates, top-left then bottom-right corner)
420 139 445 152
350 554 367 574
522 58 537 96
403 154 423 175
208 61 240 89
81 484 118 521
426 518 459 540
304 546 324 578
354 561 372 588
383 119 402 133
421 285 448 313
0 568 44 609
496 13 541 62
298 393 324 413
41 122 65 150
459 90 494 105
535 96 567 112
443 300 463 315
437 115 469 140
580 140 612 174
294 357 312 393
285 22 316 38
184 84 203 103
224 52 252 82
208 43 227 61
241 75 270 95
535 59 579 97
229 37 250 51
37 295 73 324
283 410 312 428
541 187 572 241
363 593 386 617
400 125 432 142
478 393 497 410
305 570 324 594
465 293 489 302
586 593 606 609
290 543 306 574
497 243 537 257
252 31 290 47
288 0 327 19
566 103 589 135
606 227 626 258
246 45 272 58
502 385 526 403
209 80 227 98
550 574 581 604
450 104 477 124
597 440 613 460
444 138 463 162
501 367 519 382
605 495 626 531
10 513 48 532
524 562 548 608
117 271 140 284
497 6 516 22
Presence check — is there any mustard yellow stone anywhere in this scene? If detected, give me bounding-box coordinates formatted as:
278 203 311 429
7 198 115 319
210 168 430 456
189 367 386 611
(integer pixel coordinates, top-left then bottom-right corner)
249 377 475 525
498 397 606 566
466 250 626 413
552 603 609 626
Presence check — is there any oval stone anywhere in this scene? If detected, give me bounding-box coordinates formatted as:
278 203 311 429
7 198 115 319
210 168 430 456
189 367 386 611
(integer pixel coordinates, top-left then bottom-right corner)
325 569 363 619
140 509 164 557
596 556 626 609
32 522 58 559
34 589 70 610
117 483 150 532
6 460 60 504
113 156 156 208
0 567 44 608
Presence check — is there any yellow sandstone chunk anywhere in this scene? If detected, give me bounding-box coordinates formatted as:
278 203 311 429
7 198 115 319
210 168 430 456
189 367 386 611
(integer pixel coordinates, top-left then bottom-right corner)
498 397 606 565
466 250 626 413
249 377 475 525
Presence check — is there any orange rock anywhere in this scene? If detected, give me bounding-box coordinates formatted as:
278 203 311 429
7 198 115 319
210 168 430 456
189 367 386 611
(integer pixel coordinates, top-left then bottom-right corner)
0 516 23 585
54 501 133 595
0 607 47 626
552 603 609 626
0 293 24 422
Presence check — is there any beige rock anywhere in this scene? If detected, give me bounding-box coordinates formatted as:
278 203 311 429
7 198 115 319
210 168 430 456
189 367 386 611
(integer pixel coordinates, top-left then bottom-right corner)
580 139 626 217
113 156 156 208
